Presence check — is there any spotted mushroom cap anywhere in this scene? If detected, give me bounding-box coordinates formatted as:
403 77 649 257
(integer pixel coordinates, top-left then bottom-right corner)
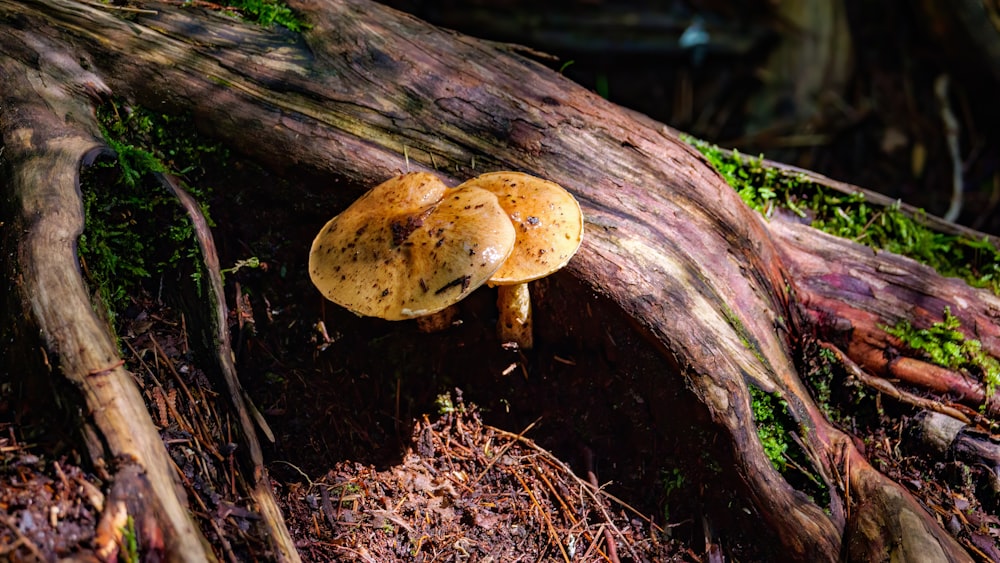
456 172 583 285
309 172 516 320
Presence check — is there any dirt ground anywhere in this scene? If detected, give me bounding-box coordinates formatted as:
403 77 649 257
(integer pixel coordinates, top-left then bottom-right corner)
3 1 1000 561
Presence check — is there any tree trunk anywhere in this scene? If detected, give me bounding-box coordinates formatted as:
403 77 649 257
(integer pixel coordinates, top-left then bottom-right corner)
1 0 994 560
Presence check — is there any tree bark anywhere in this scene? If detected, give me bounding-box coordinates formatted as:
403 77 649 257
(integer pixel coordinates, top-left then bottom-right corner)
1 0 994 560
0 40 213 560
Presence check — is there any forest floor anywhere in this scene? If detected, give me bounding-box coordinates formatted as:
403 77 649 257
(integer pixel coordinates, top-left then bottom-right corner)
4 277 1000 561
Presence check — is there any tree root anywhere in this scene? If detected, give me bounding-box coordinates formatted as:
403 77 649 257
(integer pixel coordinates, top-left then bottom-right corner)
155 173 300 562
821 342 976 424
3 1 1000 560
0 49 215 560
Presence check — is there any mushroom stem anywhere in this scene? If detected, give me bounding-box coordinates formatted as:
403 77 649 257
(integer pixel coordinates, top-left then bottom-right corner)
416 305 459 333
496 283 533 350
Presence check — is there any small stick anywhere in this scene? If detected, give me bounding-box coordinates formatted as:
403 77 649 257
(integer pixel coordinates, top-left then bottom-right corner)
819 342 972 424
532 464 612 562
86 358 125 377
490 424 653 561
471 418 539 484
512 471 572 563
167 456 211 513
123 338 197 436
149 334 205 419
582 447 621 563
489 425 664 533
0 516 46 560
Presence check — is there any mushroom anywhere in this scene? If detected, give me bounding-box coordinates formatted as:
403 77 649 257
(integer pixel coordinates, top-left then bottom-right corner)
309 172 516 320
456 172 584 349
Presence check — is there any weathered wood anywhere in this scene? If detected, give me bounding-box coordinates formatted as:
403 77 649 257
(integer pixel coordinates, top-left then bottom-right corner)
771 217 1000 414
844 458 969 563
1 0 995 560
909 410 1000 468
156 173 299 562
0 43 214 561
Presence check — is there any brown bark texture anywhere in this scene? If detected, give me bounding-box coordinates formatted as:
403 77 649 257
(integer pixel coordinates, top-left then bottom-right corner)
1 0 997 561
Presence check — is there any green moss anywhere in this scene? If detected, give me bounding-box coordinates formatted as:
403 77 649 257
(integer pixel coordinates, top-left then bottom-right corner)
687 137 1000 295
659 467 686 521
330 482 362 501
79 100 227 327
222 256 263 278
435 393 457 415
121 515 139 563
718 300 768 368
748 385 829 506
802 342 880 429
688 141 786 215
98 103 227 187
748 385 790 467
809 347 837 420
221 0 309 32
884 308 1000 398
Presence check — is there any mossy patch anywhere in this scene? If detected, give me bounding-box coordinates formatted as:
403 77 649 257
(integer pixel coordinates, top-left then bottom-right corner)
120 515 140 563
748 385 829 507
748 385 790 468
79 100 227 328
884 307 1000 399
687 137 1000 295
801 341 882 428
220 0 309 32
658 467 685 521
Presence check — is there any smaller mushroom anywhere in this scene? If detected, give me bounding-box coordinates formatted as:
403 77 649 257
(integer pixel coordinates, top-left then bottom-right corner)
456 172 584 349
308 172 516 320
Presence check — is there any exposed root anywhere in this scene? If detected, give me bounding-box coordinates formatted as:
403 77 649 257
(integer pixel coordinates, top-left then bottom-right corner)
154 172 298 561
821 342 979 425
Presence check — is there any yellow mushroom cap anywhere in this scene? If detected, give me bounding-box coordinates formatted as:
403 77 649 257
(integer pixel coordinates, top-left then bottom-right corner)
457 172 584 285
308 172 516 320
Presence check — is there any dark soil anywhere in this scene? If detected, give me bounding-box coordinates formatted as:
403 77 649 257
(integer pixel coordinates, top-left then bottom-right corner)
0 442 101 561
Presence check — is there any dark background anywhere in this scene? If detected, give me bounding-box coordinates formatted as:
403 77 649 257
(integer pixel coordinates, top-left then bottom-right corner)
379 0 1000 234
